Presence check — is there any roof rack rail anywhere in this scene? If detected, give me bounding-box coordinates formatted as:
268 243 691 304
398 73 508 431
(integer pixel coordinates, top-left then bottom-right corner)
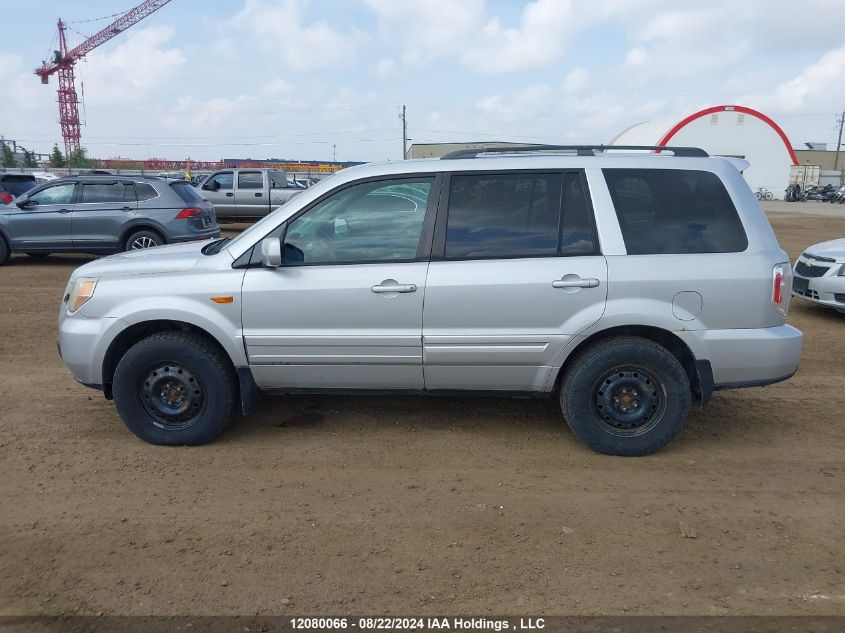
440 144 709 159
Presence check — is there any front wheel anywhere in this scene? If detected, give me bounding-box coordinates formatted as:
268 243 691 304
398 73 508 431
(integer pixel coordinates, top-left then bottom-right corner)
0 235 9 266
755 191 763 200
764 191 773 201
560 337 691 456
112 331 237 445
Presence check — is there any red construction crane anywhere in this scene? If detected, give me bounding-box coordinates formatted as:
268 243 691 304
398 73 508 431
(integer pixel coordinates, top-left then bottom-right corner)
34 0 173 158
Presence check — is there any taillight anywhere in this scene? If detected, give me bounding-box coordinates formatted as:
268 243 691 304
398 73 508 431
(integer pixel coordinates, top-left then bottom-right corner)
175 207 202 219
0 193 13 205
772 263 791 316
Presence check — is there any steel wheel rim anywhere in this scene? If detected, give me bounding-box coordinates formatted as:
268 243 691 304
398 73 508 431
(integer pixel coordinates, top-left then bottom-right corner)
592 365 666 437
131 236 158 250
138 362 206 430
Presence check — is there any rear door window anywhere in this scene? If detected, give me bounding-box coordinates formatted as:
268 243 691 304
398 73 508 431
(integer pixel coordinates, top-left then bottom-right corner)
80 182 133 204
443 172 598 259
603 168 747 254
238 171 264 189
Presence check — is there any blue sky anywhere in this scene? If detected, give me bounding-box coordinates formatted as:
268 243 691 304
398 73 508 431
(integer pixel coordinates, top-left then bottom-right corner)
2 0 845 162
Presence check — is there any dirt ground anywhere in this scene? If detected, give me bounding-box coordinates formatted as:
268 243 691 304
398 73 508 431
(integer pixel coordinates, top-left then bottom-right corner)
1 204 844 617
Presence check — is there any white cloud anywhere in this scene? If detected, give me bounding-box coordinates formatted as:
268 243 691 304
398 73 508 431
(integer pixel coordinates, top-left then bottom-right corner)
233 0 366 69
737 45 845 113
262 78 294 96
364 0 484 65
461 0 606 73
371 57 396 78
562 68 588 93
81 26 185 106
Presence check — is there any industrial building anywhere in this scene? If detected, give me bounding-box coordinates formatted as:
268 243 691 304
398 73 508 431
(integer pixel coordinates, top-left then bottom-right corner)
611 105 798 199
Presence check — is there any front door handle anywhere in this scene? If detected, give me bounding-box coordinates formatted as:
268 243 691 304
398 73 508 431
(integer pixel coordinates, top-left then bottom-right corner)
225 192 234 197
254 192 263 197
552 277 600 289
121 206 133 212
371 282 417 294
58 208 71 214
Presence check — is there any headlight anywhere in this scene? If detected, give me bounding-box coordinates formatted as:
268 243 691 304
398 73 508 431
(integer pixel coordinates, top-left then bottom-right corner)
66 277 98 313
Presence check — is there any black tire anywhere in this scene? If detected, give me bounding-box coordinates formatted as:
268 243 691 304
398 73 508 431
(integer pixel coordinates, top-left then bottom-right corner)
112 331 237 445
560 336 691 456
125 229 165 251
0 235 9 266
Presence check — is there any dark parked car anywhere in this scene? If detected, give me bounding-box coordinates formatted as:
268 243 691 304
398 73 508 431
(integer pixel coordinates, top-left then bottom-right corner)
0 175 219 265
0 174 38 204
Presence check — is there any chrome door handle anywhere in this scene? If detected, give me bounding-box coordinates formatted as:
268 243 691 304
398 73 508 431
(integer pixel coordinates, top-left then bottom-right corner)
552 278 600 289
371 283 417 293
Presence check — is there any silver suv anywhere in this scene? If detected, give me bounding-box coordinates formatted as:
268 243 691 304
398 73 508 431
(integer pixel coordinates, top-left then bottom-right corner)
57 146 803 456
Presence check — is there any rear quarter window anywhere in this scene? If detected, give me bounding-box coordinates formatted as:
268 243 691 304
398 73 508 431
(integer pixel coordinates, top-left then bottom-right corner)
1 176 37 197
170 182 206 204
135 183 158 201
603 168 747 254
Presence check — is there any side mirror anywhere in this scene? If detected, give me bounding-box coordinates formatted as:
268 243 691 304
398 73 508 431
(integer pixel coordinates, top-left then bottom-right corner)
16 199 33 209
260 237 282 268
203 180 220 192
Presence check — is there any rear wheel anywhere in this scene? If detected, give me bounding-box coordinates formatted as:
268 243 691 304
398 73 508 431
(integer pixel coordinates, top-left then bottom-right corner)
112 331 236 445
125 229 164 251
0 235 9 266
560 337 691 456
764 191 773 201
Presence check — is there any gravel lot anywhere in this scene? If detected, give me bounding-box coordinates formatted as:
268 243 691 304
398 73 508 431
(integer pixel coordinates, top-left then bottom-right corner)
1 203 843 616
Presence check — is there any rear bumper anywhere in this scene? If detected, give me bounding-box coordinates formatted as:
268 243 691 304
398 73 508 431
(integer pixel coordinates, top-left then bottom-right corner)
678 324 803 388
168 227 220 243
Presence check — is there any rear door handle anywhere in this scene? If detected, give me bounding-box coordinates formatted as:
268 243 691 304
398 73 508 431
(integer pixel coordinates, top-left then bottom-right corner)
552 277 600 289
121 206 133 212
371 283 417 294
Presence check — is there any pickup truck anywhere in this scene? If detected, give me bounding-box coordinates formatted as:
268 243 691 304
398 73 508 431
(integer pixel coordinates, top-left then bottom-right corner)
198 168 302 219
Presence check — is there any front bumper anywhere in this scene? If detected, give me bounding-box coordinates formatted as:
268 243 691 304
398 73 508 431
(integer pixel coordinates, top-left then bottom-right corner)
791 268 845 312
677 324 803 388
58 312 125 388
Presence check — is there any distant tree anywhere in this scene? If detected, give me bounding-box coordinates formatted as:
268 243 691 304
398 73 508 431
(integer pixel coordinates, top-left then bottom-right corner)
67 147 93 169
49 144 65 168
1 143 15 167
22 150 38 168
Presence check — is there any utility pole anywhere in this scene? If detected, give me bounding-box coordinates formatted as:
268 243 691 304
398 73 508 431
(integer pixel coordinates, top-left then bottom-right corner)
333 143 336 162
399 104 407 159
834 110 844 172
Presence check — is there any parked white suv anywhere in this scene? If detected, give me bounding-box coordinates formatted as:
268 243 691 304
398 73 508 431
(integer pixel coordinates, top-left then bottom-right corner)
57 145 803 456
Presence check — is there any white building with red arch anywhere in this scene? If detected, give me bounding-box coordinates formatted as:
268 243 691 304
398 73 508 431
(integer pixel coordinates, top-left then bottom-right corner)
611 105 798 199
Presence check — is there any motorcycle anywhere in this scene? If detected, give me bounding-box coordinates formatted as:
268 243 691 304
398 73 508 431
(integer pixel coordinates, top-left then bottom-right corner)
805 184 837 201
830 184 845 204
784 184 803 202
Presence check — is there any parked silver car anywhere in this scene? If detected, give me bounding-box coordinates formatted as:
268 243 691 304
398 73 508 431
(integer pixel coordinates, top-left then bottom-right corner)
57 146 803 456
791 240 845 313
0 175 220 264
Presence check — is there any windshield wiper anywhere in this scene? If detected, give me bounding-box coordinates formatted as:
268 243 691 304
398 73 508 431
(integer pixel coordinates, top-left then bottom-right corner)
202 237 232 255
